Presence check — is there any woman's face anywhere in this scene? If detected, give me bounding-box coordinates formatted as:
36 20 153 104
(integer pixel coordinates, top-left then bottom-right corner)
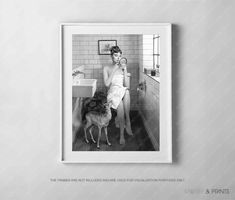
111 52 122 64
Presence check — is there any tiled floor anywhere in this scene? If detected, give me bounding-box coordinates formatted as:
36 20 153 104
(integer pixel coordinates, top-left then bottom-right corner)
73 110 157 151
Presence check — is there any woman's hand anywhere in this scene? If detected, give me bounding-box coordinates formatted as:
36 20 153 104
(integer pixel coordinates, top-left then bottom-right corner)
120 64 127 73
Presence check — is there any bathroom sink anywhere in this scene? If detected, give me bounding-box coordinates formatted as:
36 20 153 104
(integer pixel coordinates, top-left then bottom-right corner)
72 79 97 97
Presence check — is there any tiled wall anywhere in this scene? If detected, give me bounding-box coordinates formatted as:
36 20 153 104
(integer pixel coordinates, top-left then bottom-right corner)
138 74 160 150
72 34 139 110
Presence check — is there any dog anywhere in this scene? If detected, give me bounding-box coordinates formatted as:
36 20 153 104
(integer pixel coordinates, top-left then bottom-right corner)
83 101 112 149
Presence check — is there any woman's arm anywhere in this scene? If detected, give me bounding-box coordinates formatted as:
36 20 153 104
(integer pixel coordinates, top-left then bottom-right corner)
103 66 118 87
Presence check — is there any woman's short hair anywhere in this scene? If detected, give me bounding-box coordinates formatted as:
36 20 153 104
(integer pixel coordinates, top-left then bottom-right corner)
110 46 122 56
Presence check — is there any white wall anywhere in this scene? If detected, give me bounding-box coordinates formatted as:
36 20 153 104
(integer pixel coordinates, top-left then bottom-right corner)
1 0 235 199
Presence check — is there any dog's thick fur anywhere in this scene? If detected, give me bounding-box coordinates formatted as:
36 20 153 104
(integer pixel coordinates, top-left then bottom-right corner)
84 102 112 148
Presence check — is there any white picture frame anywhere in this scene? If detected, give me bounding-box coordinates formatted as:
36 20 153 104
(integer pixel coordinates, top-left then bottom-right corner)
60 23 172 163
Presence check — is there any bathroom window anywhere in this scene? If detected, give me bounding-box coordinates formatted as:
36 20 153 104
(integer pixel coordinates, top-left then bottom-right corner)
142 34 160 77
153 34 160 72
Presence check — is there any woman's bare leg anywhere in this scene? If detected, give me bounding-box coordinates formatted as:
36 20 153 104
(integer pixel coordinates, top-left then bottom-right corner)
123 89 133 135
117 100 125 144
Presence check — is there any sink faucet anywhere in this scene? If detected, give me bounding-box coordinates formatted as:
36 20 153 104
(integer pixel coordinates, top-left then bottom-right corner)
72 70 85 78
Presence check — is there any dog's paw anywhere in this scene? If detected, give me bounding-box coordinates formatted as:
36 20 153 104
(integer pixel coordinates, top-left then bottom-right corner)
85 139 89 144
107 142 112 146
97 145 100 149
91 139 96 144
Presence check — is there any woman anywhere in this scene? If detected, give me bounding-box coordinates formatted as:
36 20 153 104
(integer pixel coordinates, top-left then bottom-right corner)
103 46 133 145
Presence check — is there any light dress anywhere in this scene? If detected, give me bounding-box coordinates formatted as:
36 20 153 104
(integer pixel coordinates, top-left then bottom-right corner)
107 71 127 110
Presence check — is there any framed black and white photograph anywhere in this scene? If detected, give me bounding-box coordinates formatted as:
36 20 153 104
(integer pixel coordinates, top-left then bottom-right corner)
60 23 172 163
98 40 117 55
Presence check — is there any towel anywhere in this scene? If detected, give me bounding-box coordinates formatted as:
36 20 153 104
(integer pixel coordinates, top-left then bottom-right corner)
107 73 127 109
